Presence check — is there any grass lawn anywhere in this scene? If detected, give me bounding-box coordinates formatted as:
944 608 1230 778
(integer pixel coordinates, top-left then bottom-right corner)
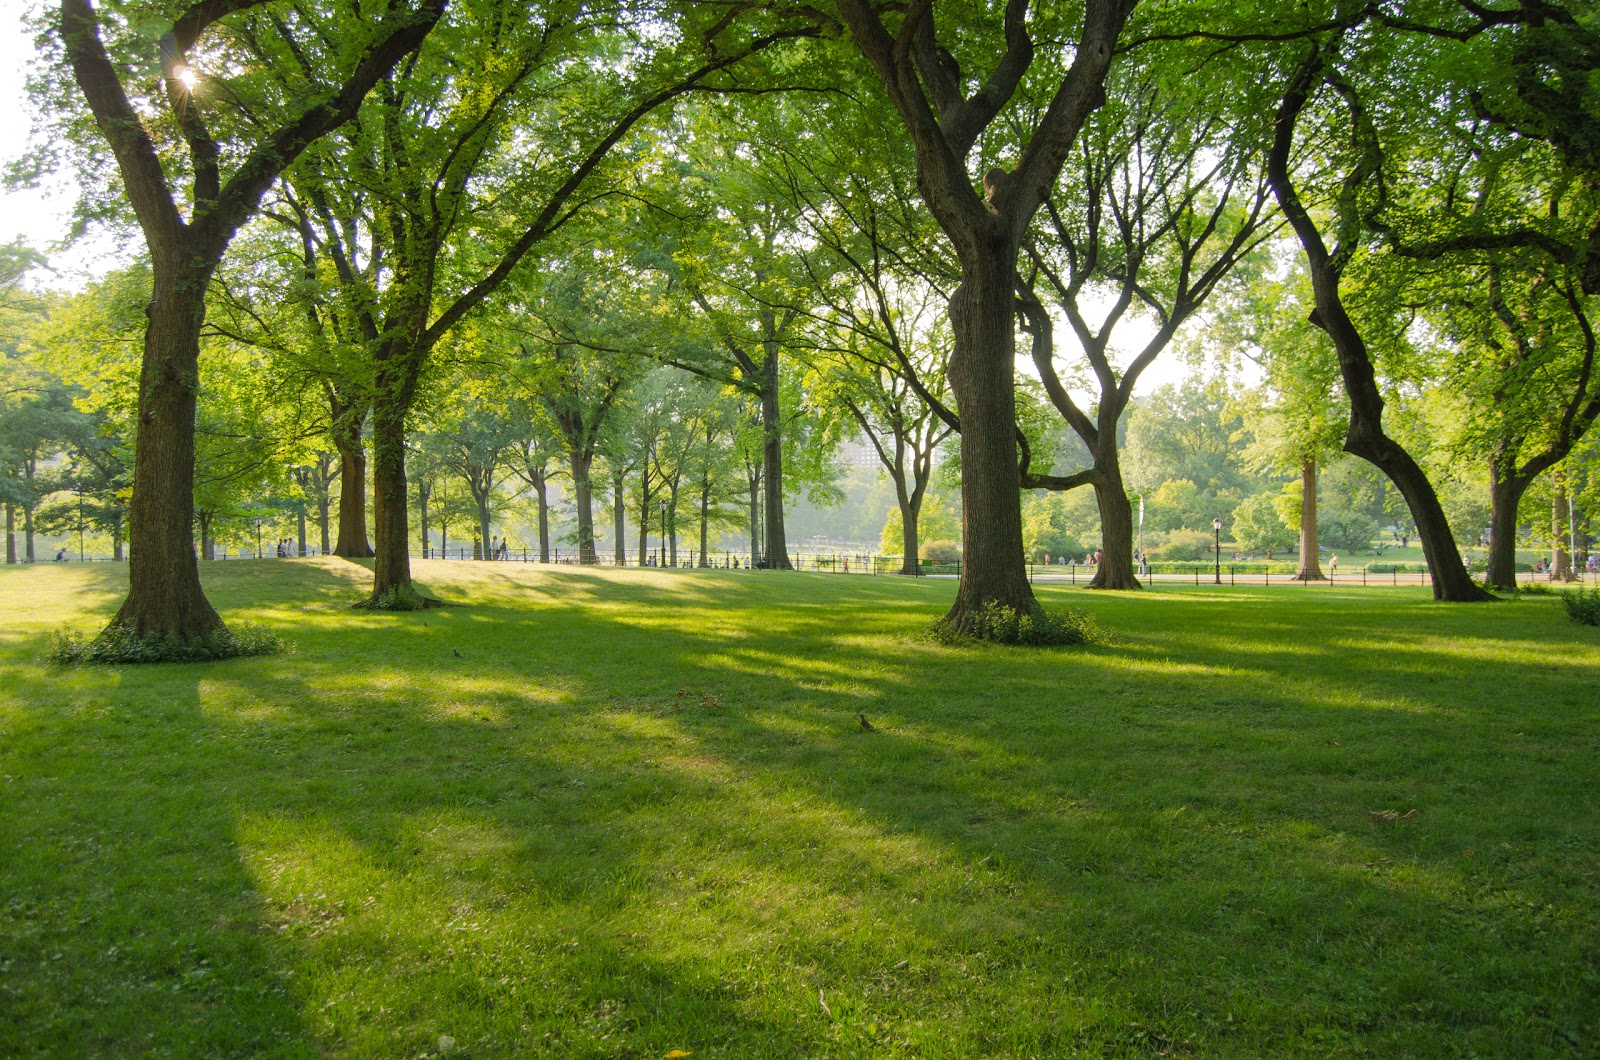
2 559 1597 1058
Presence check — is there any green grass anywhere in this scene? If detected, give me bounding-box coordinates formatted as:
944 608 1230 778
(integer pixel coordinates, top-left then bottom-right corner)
3 559 1597 1057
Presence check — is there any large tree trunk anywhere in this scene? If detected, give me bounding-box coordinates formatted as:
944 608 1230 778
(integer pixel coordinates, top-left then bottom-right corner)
612 475 627 566
331 420 374 557
110 281 224 637
1485 456 1527 590
570 451 596 563
369 401 413 601
943 255 1036 629
759 351 791 570
1295 460 1326 581
296 509 307 557
5 503 14 564
473 475 493 556
1089 471 1140 590
112 517 124 561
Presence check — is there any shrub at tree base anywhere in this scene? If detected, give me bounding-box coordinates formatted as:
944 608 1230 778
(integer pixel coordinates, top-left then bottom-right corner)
355 585 442 612
50 624 288 665
933 602 1104 647
1562 587 1600 626
920 540 961 565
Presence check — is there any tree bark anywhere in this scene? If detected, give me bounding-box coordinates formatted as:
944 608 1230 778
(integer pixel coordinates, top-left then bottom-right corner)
417 478 431 559
111 278 224 635
899 490 921 576
5 503 14 564
1089 471 1140 590
758 348 791 570
331 417 374 557
943 255 1036 628
297 509 307 557
612 473 627 566
1295 460 1326 581
569 450 596 563
534 476 550 563
698 475 711 566
1553 472 1574 581
1485 455 1528 589
369 401 412 600
747 470 760 562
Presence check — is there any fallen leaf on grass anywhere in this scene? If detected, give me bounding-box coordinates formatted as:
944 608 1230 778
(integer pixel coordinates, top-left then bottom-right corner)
664 1051 693 1058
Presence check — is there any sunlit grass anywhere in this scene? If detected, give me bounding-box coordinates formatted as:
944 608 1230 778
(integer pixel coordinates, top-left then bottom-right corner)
2 558 1597 1056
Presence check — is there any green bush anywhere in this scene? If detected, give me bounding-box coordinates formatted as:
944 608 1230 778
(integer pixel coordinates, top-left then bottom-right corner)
1563 586 1600 626
933 602 1103 647
50 623 289 665
1150 528 1213 562
920 540 961 565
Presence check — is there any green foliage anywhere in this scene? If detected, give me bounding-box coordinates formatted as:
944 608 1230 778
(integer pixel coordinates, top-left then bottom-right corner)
1318 511 1381 554
933 602 1103 648
1563 586 1600 626
919 539 961 565
1151 528 1215 562
1231 493 1296 554
49 623 287 665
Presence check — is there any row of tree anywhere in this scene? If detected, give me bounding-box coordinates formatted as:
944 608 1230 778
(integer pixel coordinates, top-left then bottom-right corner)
19 0 1600 641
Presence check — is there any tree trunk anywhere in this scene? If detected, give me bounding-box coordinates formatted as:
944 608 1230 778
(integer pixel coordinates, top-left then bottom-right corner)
1485 457 1526 590
698 477 711 566
668 488 679 567
759 352 791 570
747 473 760 562
318 494 332 555
612 475 627 566
418 480 430 559
23 503 33 563
369 402 413 601
899 496 921 576
332 424 374 557
112 518 124 561
474 477 493 557
5 504 14 564
535 478 550 563
1089 471 1140 590
198 511 214 562
570 450 596 563
1553 473 1574 581
942 255 1036 629
297 509 308 557
110 281 224 637
637 469 651 566
1295 460 1325 581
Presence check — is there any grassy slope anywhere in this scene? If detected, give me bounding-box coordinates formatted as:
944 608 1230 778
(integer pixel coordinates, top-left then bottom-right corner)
1 559 1596 1058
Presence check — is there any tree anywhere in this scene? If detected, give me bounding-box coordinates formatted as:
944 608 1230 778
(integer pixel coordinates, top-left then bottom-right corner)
1017 62 1275 589
832 0 1138 631
50 0 444 639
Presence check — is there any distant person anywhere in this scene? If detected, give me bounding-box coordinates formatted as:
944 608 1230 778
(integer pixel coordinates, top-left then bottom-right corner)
1330 553 1338 574
55 547 67 562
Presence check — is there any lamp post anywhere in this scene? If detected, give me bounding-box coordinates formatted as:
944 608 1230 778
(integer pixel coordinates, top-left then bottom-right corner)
254 516 265 559
1212 516 1223 585
658 498 666 568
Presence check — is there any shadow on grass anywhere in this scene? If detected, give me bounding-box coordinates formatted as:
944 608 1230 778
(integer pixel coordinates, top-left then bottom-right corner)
3 561 1596 1054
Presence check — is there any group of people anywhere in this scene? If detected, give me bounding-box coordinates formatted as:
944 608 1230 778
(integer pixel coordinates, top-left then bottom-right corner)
486 536 511 560
273 539 299 558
